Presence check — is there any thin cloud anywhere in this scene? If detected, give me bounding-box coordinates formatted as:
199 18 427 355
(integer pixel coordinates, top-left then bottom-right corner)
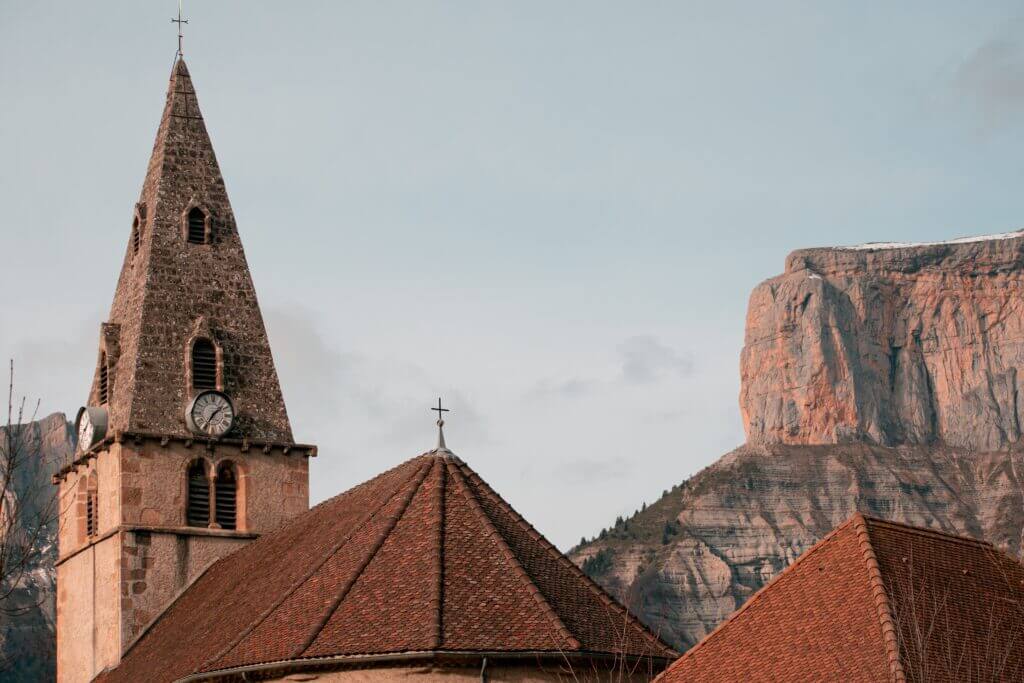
617 335 694 384
528 377 600 399
7 319 99 419
553 456 631 485
953 29 1024 129
527 335 693 400
266 306 489 452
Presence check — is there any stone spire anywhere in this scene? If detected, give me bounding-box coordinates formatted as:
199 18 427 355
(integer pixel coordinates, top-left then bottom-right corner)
94 58 293 441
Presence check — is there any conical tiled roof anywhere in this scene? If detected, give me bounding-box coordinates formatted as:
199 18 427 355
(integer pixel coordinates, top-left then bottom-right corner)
98 58 292 441
98 452 676 682
656 514 1024 683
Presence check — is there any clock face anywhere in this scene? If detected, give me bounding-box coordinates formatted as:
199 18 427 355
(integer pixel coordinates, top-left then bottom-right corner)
75 406 107 453
188 391 235 437
77 412 94 452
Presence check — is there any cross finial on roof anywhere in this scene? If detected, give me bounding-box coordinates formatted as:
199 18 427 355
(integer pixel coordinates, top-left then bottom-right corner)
431 397 450 451
172 0 189 57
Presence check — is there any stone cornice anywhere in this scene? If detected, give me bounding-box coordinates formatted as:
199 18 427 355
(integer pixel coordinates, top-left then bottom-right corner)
53 430 317 483
55 523 260 567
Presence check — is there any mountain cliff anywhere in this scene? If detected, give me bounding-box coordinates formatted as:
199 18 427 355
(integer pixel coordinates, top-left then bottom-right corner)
571 232 1024 651
742 232 1024 449
0 413 70 681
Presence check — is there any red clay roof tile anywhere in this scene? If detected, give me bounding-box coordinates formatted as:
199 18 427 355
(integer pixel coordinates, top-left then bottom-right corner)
98 453 675 682
656 513 1024 683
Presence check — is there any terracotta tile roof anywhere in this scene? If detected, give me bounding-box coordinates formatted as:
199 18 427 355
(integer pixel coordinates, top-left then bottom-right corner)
656 513 1024 683
97 452 675 682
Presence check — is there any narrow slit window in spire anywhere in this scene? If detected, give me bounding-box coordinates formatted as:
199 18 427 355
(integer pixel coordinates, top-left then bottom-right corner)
98 353 109 405
132 217 141 255
191 339 217 392
187 208 207 244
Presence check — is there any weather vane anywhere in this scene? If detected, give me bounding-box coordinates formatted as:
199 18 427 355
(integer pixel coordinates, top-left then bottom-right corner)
172 0 189 57
431 397 450 451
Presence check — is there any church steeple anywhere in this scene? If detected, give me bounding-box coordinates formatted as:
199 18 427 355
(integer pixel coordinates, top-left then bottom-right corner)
98 58 292 441
58 58 311 683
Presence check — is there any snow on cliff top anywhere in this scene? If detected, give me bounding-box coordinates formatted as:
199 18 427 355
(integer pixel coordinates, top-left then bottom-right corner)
836 229 1024 251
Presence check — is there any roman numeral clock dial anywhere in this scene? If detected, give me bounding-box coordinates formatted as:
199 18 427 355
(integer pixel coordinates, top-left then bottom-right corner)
186 390 235 438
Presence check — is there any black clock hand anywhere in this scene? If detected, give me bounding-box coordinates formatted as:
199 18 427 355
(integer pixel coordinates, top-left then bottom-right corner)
206 405 227 431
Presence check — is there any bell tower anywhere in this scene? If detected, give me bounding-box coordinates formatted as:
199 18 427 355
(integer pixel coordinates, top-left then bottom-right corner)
55 59 314 683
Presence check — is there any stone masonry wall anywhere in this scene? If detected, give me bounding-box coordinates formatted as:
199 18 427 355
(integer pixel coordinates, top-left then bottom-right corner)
118 441 308 531
119 530 251 651
116 440 308 648
56 536 121 683
99 59 293 441
57 440 310 682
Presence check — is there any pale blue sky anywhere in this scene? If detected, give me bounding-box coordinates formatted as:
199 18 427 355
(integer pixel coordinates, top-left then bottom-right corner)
2 2 1023 548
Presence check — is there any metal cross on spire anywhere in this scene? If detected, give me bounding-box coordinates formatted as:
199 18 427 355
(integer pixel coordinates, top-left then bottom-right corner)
172 0 189 57
431 397 450 451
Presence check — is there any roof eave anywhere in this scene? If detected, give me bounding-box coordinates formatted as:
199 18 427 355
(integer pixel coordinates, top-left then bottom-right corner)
177 649 677 682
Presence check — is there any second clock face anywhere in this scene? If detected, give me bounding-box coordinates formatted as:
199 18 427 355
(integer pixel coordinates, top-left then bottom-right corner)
75 406 108 453
188 391 235 437
77 413 94 451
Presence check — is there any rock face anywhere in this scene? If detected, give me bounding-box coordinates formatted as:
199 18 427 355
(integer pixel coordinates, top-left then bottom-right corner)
571 233 1024 652
0 413 71 682
741 234 1024 450
572 442 1024 650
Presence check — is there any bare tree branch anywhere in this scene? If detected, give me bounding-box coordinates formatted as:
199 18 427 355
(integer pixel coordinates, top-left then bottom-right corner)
0 360 59 617
887 549 1023 682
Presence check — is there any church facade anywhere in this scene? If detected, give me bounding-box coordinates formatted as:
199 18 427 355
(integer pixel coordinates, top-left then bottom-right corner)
55 59 674 682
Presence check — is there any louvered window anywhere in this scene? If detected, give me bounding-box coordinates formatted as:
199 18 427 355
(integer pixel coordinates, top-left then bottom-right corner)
186 461 210 527
98 353 109 405
187 208 207 244
132 217 141 254
86 480 98 538
191 339 217 392
215 463 237 531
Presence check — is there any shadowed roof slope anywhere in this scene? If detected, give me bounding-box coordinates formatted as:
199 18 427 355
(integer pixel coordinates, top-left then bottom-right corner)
98 452 675 682
656 514 1024 683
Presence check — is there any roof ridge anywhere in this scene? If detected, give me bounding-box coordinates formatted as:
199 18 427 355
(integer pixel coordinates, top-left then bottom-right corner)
860 515 995 548
303 454 429 514
851 514 906 683
196 459 432 673
660 515 862 675
444 460 581 651
293 459 437 658
431 457 446 649
454 460 675 656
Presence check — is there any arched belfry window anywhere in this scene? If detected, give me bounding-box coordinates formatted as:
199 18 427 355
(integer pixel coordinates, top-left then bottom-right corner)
215 462 237 530
185 460 240 530
186 207 208 244
191 339 218 392
186 460 211 527
98 352 109 405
